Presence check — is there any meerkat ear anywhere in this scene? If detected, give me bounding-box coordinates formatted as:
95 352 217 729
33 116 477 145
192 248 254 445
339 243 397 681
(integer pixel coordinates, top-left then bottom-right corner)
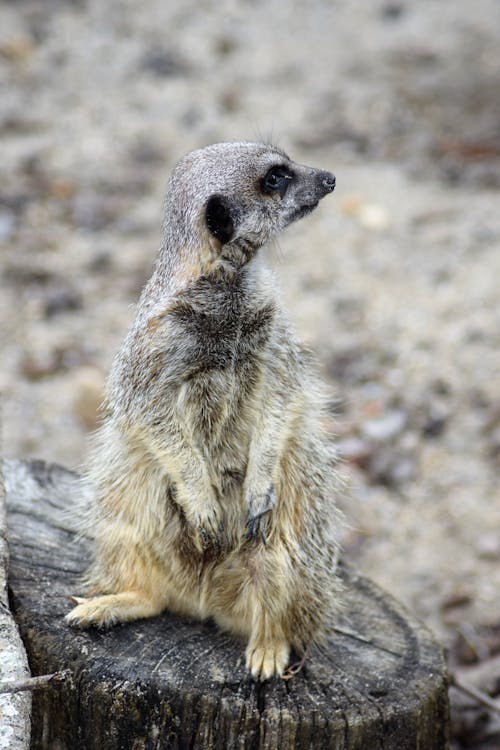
205 194 235 245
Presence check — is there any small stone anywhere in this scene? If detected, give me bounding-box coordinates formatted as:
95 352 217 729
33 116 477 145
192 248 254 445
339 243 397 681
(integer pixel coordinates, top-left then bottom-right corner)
337 437 372 467
358 204 391 231
0 209 15 240
0 34 34 62
475 533 500 560
362 410 407 442
48 178 77 200
219 88 241 113
487 426 500 463
141 48 184 77
388 454 416 484
422 414 447 438
366 448 416 486
381 4 405 20
3 263 54 285
43 287 83 318
339 194 392 228
339 195 363 216
129 140 163 166
87 251 112 273
214 36 237 57
20 350 63 380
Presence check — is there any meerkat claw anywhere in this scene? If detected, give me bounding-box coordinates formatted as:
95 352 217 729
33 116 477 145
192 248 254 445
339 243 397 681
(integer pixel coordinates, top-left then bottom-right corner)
245 510 269 545
198 523 226 556
208 530 219 555
67 595 88 606
245 485 276 540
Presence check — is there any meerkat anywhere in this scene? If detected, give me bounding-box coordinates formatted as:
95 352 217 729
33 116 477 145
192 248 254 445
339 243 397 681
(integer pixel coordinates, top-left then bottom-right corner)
66 141 342 680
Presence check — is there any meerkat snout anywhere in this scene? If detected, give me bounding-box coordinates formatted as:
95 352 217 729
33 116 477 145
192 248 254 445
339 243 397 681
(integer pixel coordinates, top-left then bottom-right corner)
318 171 336 194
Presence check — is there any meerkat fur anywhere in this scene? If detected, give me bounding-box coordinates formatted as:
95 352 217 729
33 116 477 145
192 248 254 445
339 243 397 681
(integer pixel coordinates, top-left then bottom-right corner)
66 141 343 680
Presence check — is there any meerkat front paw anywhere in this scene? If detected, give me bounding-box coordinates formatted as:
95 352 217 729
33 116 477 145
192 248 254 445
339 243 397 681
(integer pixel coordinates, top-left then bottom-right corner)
191 505 227 556
245 509 271 544
197 519 227 556
245 639 290 681
175 482 226 555
244 484 276 544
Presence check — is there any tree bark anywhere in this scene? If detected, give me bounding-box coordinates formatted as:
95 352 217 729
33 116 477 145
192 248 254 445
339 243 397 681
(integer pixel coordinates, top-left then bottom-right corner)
5 459 449 749
0 458 31 750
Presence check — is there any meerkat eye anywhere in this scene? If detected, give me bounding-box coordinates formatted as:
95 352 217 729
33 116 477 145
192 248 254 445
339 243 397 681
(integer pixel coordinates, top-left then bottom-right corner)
261 166 293 198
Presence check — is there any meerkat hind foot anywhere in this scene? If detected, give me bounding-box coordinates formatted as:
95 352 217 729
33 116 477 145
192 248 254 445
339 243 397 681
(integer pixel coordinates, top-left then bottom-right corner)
65 591 164 630
246 640 290 681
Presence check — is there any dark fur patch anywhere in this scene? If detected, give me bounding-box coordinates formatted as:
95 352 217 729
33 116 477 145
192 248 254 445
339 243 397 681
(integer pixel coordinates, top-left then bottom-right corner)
206 194 235 245
170 274 275 375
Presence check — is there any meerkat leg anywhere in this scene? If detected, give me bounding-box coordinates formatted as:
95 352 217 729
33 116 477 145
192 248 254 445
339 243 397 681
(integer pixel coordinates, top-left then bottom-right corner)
66 590 166 629
207 548 290 679
242 389 299 542
142 426 226 552
66 516 175 629
244 544 293 680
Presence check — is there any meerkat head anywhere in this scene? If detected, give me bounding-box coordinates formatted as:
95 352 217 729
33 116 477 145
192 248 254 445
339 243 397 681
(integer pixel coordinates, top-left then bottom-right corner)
163 142 335 268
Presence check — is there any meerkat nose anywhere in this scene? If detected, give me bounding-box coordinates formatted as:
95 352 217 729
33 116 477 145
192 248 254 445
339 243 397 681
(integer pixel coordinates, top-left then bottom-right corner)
318 171 336 193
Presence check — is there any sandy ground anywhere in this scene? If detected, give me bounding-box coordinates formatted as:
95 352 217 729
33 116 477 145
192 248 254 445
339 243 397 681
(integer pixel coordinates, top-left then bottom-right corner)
2 1 500 745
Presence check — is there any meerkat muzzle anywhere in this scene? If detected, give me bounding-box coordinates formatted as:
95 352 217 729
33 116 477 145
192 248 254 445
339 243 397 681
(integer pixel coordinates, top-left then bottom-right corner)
317 171 336 194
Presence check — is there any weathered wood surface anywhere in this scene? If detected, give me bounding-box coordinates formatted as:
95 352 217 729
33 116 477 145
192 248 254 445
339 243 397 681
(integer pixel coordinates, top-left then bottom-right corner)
0 460 31 750
5 459 449 750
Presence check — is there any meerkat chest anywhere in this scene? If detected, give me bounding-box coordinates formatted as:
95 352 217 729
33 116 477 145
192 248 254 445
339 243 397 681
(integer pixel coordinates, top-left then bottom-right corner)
170 294 275 444
171 298 275 375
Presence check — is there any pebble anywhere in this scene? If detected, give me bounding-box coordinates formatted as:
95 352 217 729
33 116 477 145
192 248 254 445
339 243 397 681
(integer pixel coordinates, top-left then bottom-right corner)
339 196 392 231
361 409 407 442
487 426 500 463
140 48 185 77
337 437 371 467
358 204 392 231
422 413 447 439
475 533 500 560
43 287 83 318
0 33 34 62
0 210 15 240
19 345 88 380
20 350 64 380
368 450 416 486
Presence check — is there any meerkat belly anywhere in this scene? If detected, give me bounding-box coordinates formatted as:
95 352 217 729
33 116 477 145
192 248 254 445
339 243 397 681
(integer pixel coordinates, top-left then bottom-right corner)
178 367 241 436
174 300 273 479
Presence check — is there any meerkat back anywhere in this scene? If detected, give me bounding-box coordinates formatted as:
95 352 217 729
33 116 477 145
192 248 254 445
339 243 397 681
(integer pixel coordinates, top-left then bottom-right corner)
67 141 342 681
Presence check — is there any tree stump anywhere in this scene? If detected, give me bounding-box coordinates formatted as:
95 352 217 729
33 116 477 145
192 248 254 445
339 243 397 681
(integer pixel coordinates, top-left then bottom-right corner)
5 459 449 750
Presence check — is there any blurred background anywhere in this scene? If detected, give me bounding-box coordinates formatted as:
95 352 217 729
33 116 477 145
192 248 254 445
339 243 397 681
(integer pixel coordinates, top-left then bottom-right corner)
1 0 499 744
